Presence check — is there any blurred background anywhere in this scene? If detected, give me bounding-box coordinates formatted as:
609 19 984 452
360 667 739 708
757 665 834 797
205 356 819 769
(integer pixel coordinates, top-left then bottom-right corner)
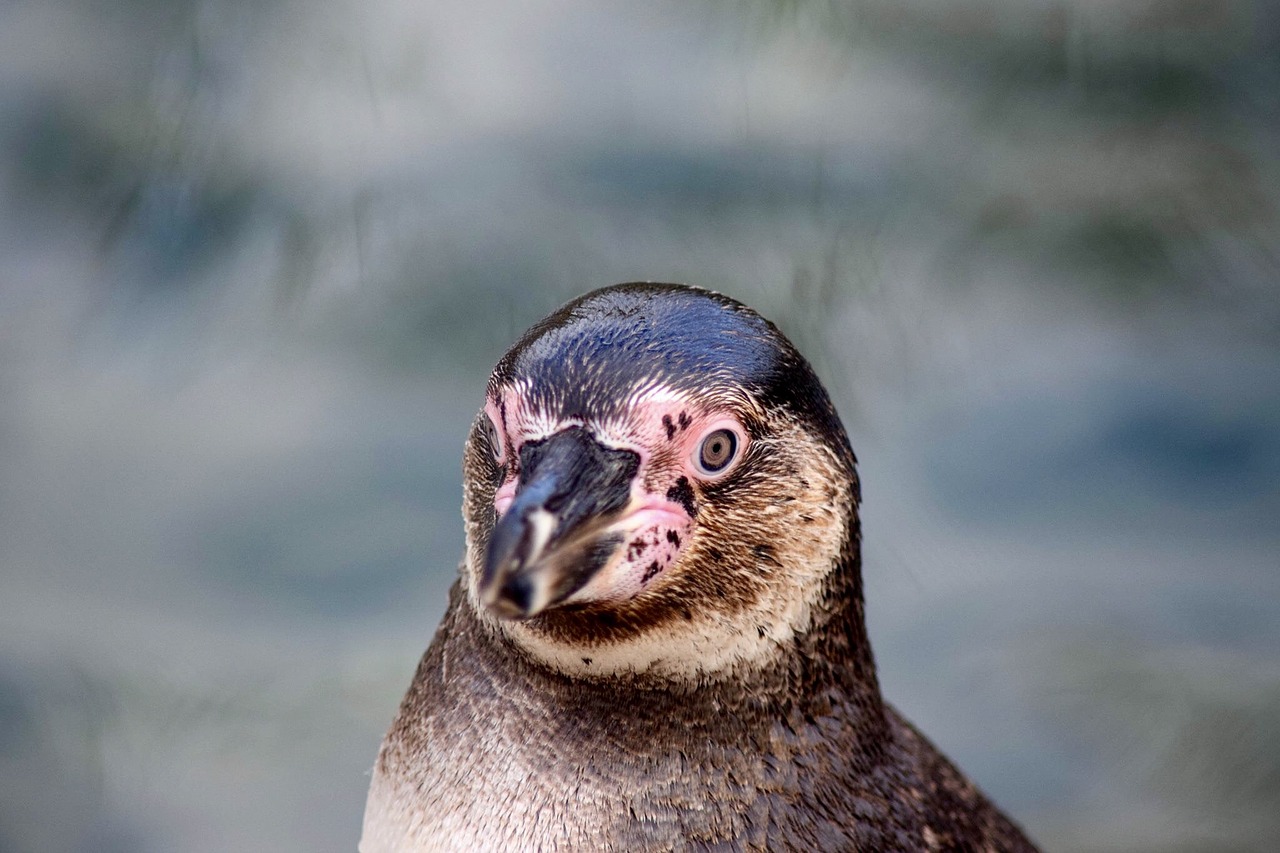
1 0 1278 850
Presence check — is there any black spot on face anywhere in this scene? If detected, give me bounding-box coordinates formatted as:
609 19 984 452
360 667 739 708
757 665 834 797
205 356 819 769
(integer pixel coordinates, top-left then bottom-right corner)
666 476 696 515
642 561 661 583
627 538 645 560
666 530 680 546
678 411 691 430
662 414 676 441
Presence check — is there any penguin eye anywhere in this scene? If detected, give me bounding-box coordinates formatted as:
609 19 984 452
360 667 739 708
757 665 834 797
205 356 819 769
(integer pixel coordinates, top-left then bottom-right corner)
485 417 505 465
695 428 739 476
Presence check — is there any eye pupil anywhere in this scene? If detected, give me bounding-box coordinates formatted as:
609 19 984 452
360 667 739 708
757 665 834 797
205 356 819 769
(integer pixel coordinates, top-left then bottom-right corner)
698 429 738 473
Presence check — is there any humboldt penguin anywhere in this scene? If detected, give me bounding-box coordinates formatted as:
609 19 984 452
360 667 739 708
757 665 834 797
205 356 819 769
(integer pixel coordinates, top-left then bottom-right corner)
361 283 1038 851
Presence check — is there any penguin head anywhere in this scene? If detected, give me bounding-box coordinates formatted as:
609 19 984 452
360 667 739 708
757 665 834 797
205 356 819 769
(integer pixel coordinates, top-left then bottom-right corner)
461 283 860 680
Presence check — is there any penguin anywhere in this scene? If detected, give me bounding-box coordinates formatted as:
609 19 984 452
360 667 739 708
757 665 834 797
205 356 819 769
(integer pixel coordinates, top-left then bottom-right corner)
360 283 1039 852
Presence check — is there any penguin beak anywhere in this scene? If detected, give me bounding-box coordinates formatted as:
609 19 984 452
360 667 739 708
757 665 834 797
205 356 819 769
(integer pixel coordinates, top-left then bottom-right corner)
480 427 639 620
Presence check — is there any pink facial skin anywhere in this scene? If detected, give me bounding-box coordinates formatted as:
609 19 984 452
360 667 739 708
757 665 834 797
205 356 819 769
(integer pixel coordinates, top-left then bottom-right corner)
483 385 748 604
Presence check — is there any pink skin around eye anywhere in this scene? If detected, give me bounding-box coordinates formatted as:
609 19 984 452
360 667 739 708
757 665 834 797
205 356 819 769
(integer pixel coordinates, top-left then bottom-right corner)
484 397 517 517
577 407 746 601
483 399 509 465
494 478 517 516
483 388 747 603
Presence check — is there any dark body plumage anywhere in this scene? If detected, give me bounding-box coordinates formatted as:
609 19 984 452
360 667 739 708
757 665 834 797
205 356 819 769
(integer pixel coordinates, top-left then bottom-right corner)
362 284 1038 852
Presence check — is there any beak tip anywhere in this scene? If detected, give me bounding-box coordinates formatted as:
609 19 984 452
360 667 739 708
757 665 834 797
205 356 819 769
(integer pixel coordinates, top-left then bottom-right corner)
480 569 548 621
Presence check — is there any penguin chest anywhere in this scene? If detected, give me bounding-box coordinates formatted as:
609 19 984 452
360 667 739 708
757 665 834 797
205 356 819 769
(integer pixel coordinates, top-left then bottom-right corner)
360 708 787 852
